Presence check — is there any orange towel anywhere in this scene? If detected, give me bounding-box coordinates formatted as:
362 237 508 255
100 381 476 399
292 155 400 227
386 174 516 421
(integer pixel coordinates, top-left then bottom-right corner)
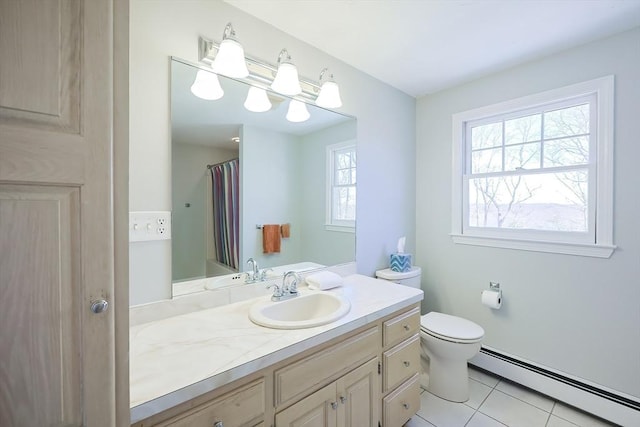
262 224 281 254
280 223 291 238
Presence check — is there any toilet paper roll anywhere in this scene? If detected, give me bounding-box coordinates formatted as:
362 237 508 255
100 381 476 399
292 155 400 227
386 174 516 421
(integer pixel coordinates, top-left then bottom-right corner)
481 290 502 309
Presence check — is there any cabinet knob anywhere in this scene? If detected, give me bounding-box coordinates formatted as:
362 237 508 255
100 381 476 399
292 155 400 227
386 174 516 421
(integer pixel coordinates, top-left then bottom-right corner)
90 299 109 314
403 403 410 410
213 422 223 427
339 395 347 404
403 361 410 367
403 324 410 331
331 401 338 410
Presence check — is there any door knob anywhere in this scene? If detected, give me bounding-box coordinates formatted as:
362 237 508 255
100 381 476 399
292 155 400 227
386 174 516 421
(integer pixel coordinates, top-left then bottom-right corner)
90 299 109 314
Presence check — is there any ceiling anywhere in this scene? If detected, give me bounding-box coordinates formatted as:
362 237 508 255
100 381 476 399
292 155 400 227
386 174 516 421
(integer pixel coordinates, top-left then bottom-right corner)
226 0 640 97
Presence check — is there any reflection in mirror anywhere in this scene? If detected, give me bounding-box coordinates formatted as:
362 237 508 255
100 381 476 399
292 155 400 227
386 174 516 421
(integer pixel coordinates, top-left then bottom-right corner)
170 58 356 297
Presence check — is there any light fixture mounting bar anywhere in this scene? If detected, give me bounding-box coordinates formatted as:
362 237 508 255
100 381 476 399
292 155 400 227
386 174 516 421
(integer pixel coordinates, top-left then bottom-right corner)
198 36 322 103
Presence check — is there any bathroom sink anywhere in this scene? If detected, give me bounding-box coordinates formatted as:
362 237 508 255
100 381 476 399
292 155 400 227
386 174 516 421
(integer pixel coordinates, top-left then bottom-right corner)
248 292 351 329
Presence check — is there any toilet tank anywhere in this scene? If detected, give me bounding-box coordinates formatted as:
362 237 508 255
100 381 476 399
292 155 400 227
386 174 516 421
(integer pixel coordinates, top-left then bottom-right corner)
375 267 422 289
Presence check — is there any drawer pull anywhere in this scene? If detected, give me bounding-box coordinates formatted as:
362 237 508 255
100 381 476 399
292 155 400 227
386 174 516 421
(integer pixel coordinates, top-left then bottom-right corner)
213 422 223 427
403 403 410 410
331 401 338 410
403 361 411 367
403 324 410 331
339 395 347 404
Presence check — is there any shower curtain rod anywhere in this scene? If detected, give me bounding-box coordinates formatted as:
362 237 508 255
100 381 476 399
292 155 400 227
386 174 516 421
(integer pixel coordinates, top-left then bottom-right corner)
206 158 239 169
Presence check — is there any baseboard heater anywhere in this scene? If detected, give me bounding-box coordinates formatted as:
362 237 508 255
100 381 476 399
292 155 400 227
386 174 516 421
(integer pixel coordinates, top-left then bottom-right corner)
471 346 640 426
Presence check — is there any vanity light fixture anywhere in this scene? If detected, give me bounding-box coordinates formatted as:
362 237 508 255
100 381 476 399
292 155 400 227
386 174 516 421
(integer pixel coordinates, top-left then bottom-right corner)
190 69 224 100
198 36 343 108
315 68 343 109
271 49 302 96
244 86 272 113
286 99 310 123
211 22 249 78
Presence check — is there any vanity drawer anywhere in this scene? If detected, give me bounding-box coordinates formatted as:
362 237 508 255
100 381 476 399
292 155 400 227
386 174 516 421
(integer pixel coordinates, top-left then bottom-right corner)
383 334 420 392
155 379 265 427
383 307 420 348
383 373 420 427
275 326 379 406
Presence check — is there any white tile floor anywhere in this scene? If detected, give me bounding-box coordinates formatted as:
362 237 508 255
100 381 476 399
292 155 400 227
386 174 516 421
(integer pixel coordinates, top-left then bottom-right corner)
404 366 617 427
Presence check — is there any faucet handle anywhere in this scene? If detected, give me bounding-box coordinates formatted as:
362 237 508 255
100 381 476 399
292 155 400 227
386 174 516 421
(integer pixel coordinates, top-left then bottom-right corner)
259 268 273 281
266 283 283 298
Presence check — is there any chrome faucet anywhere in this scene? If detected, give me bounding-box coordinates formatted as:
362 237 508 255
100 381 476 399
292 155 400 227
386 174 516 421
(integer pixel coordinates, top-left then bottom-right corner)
246 258 259 283
267 271 300 301
282 271 300 297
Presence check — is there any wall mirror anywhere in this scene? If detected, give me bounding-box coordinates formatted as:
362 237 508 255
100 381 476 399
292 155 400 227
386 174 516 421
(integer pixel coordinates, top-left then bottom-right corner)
170 58 356 296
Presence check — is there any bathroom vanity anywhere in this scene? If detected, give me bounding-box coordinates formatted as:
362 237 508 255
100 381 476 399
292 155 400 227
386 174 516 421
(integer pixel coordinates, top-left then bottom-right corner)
130 274 423 426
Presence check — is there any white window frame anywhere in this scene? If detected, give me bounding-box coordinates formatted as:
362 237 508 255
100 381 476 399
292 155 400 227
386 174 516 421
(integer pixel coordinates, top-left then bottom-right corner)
451 76 615 258
325 140 356 233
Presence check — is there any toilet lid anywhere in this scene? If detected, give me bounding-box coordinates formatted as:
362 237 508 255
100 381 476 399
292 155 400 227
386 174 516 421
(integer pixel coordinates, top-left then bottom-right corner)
421 312 484 341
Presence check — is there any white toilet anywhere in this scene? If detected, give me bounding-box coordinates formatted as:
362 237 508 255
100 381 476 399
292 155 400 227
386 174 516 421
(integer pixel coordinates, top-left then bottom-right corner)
375 267 485 403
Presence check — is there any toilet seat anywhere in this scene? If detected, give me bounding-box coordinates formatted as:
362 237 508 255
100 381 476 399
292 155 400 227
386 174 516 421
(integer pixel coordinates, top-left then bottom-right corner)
420 312 484 343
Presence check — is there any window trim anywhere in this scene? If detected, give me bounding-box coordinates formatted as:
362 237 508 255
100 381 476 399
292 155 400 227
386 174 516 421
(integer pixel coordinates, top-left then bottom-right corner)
325 140 356 233
451 76 615 258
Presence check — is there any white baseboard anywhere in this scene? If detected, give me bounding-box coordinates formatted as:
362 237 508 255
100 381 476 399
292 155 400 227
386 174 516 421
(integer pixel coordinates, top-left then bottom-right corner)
471 347 640 427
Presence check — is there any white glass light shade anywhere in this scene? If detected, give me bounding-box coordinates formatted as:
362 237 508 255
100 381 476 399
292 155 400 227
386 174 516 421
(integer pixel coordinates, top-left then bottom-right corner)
286 100 310 123
190 69 224 100
244 87 272 113
271 62 302 96
211 38 249 78
315 81 342 108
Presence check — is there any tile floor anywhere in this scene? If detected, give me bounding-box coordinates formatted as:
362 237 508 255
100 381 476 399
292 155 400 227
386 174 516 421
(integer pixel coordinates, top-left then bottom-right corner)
404 366 617 427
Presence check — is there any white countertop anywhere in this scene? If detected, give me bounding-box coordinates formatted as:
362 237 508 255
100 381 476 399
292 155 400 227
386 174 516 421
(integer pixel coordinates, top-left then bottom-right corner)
130 274 423 423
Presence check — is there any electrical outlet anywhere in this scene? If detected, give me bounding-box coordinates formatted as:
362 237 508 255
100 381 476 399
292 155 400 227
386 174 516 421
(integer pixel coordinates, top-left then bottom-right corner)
130 211 171 242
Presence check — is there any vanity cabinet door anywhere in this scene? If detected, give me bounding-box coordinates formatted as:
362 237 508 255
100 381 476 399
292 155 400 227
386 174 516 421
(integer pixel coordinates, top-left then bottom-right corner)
336 358 379 427
275 382 338 427
276 358 379 427
275 327 379 407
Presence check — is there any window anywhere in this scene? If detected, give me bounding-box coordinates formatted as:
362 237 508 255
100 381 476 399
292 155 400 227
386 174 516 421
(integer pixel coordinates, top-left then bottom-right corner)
451 76 615 257
326 141 356 232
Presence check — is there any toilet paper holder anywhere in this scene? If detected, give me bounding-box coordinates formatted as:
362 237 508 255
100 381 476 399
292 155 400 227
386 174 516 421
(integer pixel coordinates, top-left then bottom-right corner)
481 282 503 309
489 282 502 298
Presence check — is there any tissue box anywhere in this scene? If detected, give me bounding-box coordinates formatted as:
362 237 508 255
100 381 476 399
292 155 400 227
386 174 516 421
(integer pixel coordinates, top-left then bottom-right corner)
390 253 412 272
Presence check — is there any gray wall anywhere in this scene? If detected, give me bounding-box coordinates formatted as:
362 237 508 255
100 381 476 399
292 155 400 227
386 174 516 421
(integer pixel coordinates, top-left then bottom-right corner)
241 125 302 268
130 0 415 302
171 143 237 282
415 28 640 398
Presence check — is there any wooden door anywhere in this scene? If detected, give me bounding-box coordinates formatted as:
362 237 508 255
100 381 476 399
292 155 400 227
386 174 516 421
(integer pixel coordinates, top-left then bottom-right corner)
336 358 380 427
0 0 127 425
275 383 338 427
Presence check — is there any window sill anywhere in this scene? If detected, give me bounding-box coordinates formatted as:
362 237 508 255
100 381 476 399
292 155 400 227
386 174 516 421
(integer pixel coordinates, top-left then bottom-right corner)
450 234 615 258
325 224 355 233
